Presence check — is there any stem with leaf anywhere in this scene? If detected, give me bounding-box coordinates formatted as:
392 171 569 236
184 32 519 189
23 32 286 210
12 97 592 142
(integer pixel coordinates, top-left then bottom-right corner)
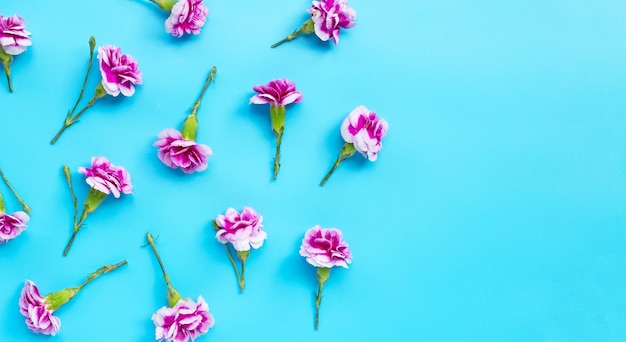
271 19 315 48
0 168 31 213
1 49 13 93
146 232 182 307
50 37 106 145
314 267 331 330
320 143 357 186
181 66 217 141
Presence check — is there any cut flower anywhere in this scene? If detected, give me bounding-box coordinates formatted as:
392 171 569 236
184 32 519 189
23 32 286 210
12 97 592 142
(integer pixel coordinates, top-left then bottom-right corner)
271 0 356 48
62 157 133 256
0 167 31 243
320 105 388 186
0 13 32 92
51 37 142 144
154 67 216 174
299 225 352 329
149 0 209 38
19 261 128 336
213 207 267 292
249 78 302 180
146 232 215 342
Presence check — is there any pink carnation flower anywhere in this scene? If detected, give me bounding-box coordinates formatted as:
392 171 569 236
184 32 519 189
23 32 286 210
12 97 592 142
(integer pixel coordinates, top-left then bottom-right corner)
78 156 133 198
307 0 356 44
0 14 32 55
153 296 215 342
18 280 61 336
97 45 142 97
215 207 266 252
166 0 209 38
154 128 213 174
300 225 352 268
250 79 303 106
340 105 388 161
0 211 29 242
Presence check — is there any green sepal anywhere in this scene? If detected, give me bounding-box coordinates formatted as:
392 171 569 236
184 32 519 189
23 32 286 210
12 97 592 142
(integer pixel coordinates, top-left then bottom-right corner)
316 267 331 286
84 188 107 214
166 284 183 307
181 113 199 141
270 104 286 138
45 287 79 311
236 250 250 263
340 143 357 159
301 19 315 35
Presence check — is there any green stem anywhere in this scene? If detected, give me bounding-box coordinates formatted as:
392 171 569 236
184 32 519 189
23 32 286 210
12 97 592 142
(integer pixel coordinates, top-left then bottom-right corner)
271 19 315 48
146 233 171 286
320 143 357 186
51 94 100 145
224 244 242 291
0 168 30 213
77 260 128 291
190 66 217 116
0 191 5 214
63 210 88 256
315 280 324 330
240 258 246 293
62 165 79 228
3 65 12 93
273 130 283 180
70 36 96 116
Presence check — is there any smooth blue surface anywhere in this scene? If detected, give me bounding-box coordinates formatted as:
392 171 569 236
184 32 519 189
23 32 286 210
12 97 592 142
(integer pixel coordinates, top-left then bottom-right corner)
2 0 626 341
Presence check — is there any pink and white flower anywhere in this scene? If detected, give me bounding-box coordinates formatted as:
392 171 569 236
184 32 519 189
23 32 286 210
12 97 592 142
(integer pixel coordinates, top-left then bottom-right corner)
18 280 61 336
300 225 352 268
340 105 388 161
250 79 303 106
215 207 266 252
97 45 142 97
0 211 29 242
153 296 215 342
166 0 209 38
78 156 133 198
0 14 32 55
307 0 356 44
154 128 213 174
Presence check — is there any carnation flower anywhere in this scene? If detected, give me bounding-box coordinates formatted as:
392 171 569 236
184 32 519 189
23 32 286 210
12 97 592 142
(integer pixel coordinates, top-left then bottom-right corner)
0 167 31 243
153 296 214 342
213 207 267 292
19 261 127 336
320 105 388 186
146 232 215 341
62 157 133 256
299 225 352 329
271 0 356 48
149 0 209 38
154 67 216 174
249 78 302 180
0 13 32 92
51 37 142 144
0 211 29 242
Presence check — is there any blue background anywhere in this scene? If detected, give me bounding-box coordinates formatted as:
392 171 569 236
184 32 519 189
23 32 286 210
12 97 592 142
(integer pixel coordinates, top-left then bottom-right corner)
2 0 626 341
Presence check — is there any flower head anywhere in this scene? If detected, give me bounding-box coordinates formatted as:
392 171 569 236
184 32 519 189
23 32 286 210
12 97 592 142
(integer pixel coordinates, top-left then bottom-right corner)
166 0 210 38
0 14 32 55
153 296 215 342
215 207 266 252
18 280 61 336
78 156 133 198
250 79 302 106
307 0 356 44
154 128 213 174
340 105 388 161
300 225 352 268
0 211 29 242
97 45 142 97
